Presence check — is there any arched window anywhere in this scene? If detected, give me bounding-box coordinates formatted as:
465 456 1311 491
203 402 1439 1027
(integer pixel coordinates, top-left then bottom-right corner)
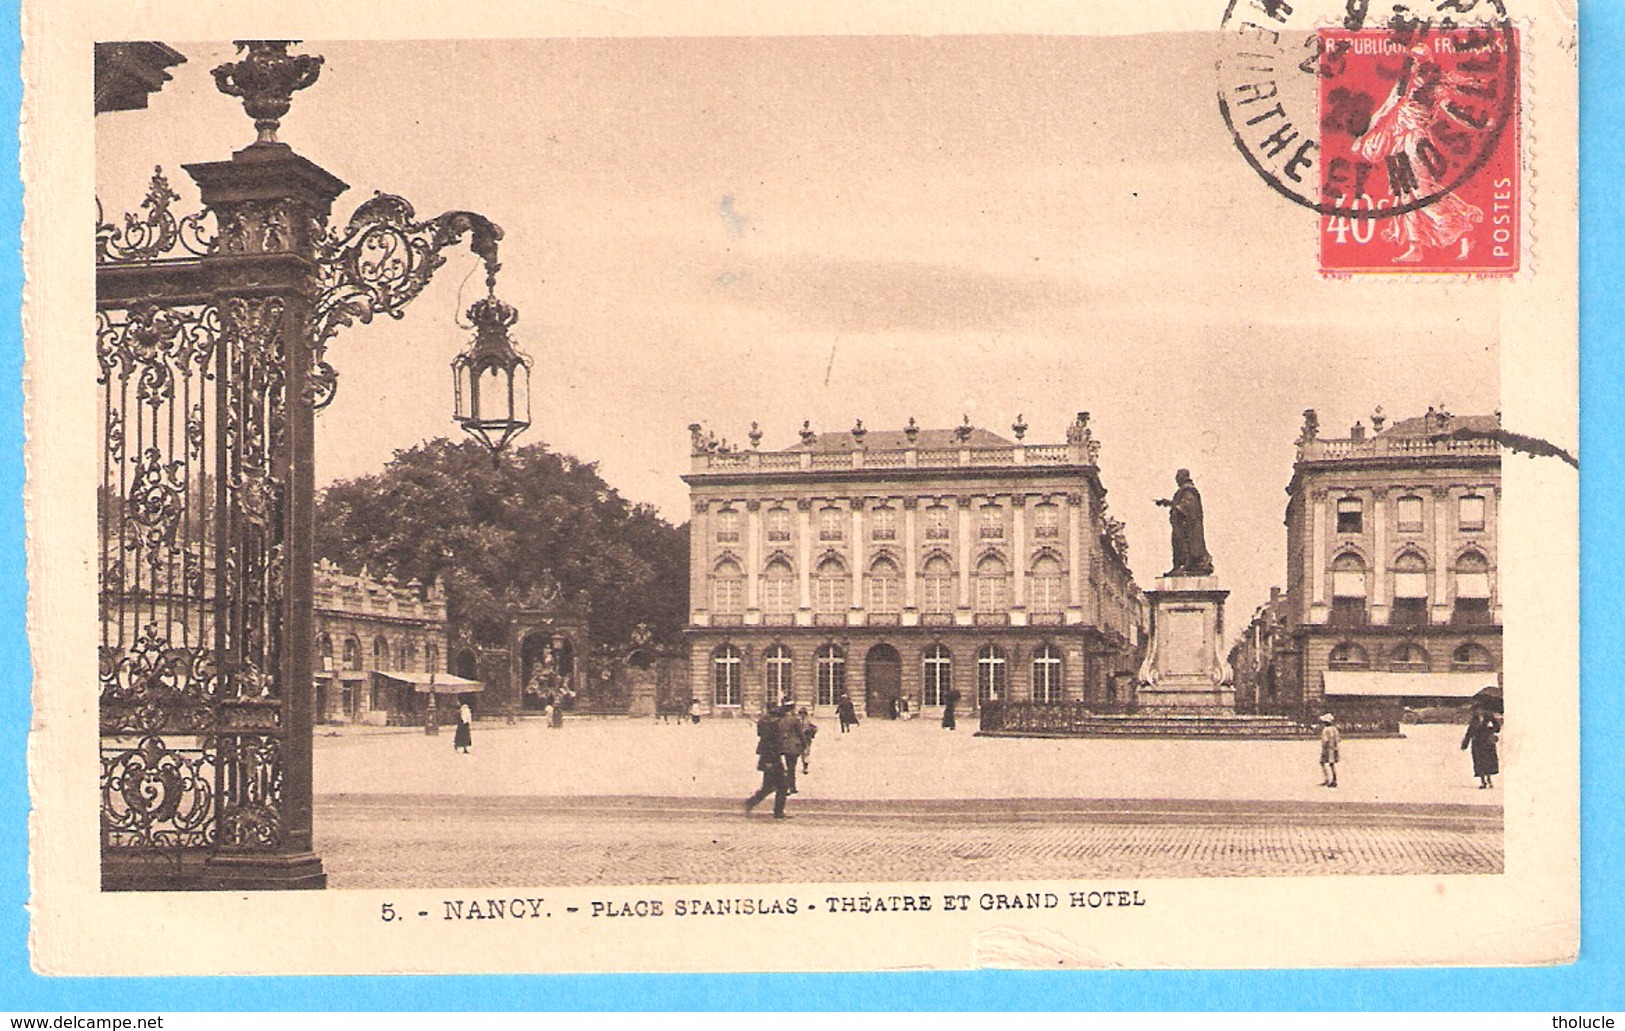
1453 550 1492 624
1390 642 1430 671
815 644 846 706
317 634 333 671
1330 552 1368 627
1328 641 1370 668
400 640 417 672
764 644 793 705
977 644 1007 704
922 644 953 706
712 645 742 706
1396 494 1424 535
1030 554 1064 615
921 554 954 614
867 556 901 614
1453 643 1494 669
974 554 1008 614
711 557 744 616
813 556 849 614
343 637 362 671
762 557 795 618
1032 644 1063 703
426 643 440 673
1391 550 1430 626
765 506 792 542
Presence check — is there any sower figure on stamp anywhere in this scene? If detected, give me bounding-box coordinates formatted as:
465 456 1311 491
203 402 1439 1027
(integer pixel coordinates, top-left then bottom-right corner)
1154 469 1214 577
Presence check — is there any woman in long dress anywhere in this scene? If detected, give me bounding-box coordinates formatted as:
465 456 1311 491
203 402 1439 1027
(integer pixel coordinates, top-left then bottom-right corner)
453 699 473 753
1461 705 1502 789
1356 44 1487 263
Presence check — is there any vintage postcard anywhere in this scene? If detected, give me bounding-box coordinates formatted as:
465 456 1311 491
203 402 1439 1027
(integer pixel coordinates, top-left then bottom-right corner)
24 0 1578 975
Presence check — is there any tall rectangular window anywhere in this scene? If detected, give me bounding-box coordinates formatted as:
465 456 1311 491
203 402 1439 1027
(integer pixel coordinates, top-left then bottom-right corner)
1336 497 1363 534
1396 495 1424 535
1033 504 1060 539
715 508 740 543
979 505 1004 539
1459 495 1486 532
924 505 950 540
765 507 792 542
870 507 897 541
819 506 845 541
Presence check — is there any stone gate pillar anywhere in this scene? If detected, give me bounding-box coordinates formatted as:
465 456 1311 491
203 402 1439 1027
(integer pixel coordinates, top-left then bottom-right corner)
186 140 347 889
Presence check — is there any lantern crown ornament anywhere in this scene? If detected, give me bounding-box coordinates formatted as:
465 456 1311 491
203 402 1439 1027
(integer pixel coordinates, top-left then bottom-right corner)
452 287 533 461
212 41 324 146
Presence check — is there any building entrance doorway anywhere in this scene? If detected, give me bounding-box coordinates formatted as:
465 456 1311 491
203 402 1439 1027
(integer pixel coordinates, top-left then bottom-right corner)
865 644 901 718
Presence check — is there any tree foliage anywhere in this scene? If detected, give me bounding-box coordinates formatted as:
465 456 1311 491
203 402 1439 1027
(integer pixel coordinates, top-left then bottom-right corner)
313 438 689 649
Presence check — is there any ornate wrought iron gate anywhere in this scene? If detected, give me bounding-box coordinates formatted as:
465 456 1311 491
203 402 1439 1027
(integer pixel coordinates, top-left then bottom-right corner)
96 42 515 890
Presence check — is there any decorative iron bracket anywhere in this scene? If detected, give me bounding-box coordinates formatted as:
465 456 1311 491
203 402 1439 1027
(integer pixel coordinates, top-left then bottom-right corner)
310 192 504 410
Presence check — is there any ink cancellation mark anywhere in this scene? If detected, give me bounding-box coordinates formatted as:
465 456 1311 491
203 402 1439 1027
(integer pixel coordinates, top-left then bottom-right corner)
1217 0 1521 273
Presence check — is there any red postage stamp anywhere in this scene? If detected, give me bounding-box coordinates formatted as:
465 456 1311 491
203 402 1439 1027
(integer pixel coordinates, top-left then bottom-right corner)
1317 26 1520 274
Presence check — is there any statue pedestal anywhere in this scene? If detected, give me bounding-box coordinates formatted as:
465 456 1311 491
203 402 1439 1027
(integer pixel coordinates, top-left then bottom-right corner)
1137 576 1234 710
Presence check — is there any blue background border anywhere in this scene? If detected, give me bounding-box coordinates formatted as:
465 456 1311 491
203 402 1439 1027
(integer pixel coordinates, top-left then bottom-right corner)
2 2 1618 1010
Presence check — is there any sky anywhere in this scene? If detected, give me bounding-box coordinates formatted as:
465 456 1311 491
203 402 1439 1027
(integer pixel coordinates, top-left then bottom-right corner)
95 35 1502 627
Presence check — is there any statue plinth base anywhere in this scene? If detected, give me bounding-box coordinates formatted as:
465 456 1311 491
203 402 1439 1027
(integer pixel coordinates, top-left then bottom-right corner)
1138 576 1233 710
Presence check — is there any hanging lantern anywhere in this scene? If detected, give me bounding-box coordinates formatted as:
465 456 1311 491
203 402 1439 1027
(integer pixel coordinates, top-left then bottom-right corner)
451 289 532 458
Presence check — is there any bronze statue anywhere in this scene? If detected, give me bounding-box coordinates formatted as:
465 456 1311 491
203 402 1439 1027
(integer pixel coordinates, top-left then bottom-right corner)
1154 469 1214 577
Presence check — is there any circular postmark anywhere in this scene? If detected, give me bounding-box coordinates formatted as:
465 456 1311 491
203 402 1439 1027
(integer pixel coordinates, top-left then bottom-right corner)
1217 0 1518 219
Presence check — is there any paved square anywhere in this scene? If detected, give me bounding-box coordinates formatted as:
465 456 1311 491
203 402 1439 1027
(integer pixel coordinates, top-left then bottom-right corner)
313 717 1503 888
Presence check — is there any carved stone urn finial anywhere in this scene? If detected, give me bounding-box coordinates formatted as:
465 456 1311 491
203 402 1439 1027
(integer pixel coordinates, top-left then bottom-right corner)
1012 414 1028 441
212 41 324 146
955 414 973 444
748 421 763 450
904 417 919 444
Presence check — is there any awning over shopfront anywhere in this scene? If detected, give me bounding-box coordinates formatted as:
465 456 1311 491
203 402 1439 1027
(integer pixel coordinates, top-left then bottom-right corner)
374 671 485 694
1322 671 1498 698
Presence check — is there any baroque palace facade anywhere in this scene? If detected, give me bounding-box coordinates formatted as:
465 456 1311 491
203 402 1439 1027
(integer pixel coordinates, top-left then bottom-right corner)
1231 407 1502 725
683 414 1146 718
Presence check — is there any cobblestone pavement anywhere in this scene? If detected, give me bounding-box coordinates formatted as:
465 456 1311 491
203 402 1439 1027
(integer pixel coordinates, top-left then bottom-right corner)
316 795 1503 889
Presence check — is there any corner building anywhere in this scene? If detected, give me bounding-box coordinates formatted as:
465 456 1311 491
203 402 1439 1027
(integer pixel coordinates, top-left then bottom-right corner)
1261 408 1501 720
683 414 1146 718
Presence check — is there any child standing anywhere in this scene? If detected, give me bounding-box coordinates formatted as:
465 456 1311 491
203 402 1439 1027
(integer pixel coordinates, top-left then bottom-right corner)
1319 712 1341 788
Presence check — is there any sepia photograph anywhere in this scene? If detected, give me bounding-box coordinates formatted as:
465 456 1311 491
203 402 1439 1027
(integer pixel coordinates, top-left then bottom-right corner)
24 0 1579 977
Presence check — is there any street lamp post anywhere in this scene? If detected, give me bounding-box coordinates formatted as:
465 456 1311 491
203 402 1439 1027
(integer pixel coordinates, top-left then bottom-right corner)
96 40 531 890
